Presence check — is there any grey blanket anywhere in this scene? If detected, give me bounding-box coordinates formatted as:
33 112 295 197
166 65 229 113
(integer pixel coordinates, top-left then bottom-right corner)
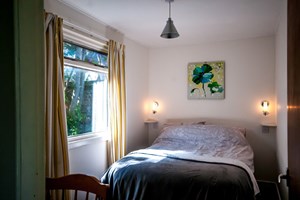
101 151 256 200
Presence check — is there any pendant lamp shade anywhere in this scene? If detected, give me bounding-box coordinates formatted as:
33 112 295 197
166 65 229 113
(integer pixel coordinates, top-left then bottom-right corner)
160 0 179 39
160 18 179 39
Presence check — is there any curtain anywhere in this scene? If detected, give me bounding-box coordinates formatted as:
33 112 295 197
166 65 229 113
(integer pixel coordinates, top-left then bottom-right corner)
44 12 69 179
108 40 126 165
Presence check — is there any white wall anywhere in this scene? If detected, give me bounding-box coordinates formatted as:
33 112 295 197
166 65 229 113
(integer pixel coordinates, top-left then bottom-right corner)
275 0 288 199
124 38 150 152
45 0 149 177
68 138 108 177
148 37 278 181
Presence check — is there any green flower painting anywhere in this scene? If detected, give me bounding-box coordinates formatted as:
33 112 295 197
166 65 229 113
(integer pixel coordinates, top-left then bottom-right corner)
188 61 225 99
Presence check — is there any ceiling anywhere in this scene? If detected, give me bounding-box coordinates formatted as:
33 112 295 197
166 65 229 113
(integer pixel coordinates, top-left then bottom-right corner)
60 0 282 48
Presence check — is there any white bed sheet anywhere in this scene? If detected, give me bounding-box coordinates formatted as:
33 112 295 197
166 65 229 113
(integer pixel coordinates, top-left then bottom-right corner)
151 124 255 172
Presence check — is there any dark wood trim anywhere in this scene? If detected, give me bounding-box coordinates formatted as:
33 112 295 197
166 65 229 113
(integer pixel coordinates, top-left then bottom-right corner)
288 0 300 199
0 1 17 199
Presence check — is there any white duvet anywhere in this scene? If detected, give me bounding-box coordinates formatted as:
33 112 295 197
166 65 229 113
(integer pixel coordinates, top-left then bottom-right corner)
147 124 259 195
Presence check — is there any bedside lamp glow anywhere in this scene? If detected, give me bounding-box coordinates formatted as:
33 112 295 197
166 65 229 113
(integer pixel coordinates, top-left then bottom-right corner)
261 100 270 116
152 101 159 114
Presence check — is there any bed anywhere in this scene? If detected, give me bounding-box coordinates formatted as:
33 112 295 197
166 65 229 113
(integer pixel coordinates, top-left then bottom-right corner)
101 123 260 200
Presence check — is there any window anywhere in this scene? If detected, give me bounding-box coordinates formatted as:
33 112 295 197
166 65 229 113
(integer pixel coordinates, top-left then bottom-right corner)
63 41 107 68
63 31 108 138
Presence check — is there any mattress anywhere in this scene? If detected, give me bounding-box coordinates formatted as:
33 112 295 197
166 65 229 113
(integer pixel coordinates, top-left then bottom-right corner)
101 124 259 200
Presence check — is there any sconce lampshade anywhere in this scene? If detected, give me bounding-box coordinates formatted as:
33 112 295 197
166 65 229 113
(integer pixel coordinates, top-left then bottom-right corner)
152 101 159 114
261 100 270 116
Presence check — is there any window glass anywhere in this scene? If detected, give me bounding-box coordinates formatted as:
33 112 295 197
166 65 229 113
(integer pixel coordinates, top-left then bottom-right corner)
64 66 108 136
63 41 108 67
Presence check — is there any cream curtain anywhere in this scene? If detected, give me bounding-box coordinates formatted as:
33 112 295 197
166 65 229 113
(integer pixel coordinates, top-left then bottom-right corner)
45 12 69 179
108 40 127 164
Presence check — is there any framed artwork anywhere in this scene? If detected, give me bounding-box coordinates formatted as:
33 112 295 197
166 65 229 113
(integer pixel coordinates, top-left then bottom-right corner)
188 61 225 99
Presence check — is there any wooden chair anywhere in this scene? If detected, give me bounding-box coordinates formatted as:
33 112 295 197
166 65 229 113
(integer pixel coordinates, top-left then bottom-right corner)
46 174 109 200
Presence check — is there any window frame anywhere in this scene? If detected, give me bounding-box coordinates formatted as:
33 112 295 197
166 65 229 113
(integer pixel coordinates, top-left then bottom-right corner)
63 24 109 143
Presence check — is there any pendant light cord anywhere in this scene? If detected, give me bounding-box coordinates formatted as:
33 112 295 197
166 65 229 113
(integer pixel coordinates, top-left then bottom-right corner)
169 1 171 18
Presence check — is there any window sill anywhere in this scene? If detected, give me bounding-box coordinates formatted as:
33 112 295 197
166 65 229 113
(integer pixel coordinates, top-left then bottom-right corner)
68 133 109 150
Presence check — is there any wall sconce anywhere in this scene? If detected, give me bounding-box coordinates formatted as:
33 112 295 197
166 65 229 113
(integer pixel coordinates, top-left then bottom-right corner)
261 100 270 116
152 101 159 114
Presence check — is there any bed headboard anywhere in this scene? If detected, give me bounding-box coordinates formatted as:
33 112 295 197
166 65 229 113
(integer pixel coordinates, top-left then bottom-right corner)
165 118 247 136
166 117 247 126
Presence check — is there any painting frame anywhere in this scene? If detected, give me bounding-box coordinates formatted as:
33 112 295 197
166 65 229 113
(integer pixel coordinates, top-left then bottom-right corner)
187 61 225 99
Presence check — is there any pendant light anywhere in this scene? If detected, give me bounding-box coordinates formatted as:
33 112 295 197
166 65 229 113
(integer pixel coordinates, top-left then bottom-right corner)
160 0 179 39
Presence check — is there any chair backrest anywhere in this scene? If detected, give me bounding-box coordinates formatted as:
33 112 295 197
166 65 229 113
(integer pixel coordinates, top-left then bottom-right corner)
46 174 109 200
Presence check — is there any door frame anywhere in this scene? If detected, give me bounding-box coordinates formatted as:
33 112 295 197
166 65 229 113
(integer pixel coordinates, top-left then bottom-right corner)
287 0 300 199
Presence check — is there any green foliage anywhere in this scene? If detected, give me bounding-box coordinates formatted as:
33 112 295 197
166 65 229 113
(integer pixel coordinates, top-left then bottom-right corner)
63 41 108 67
67 105 86 136
64 67 94 136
